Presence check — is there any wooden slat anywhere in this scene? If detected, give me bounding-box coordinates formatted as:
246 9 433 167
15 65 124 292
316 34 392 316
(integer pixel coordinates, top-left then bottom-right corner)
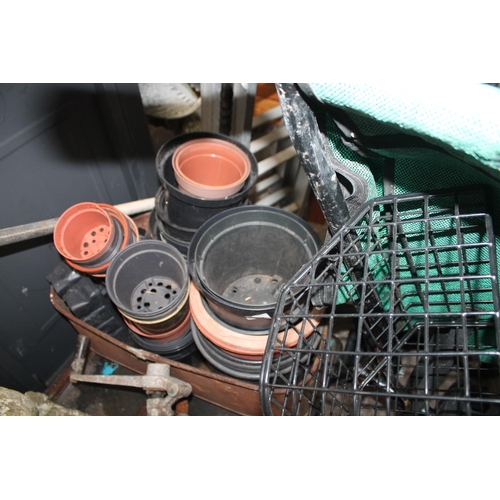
255 187 291 207
252 105 283 129
257 145 297 177
249 125 290 154
254 173 282 195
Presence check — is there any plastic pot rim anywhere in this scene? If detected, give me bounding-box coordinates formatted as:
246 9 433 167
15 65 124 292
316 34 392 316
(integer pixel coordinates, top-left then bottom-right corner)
172 138 251 199
123 308 191 341
156 132 258 207
105 240 189 321
189 282 319 356
187 205 322 314
54 202 115 262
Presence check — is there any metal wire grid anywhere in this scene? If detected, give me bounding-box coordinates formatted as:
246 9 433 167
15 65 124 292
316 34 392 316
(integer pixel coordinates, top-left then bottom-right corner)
260 187 500 415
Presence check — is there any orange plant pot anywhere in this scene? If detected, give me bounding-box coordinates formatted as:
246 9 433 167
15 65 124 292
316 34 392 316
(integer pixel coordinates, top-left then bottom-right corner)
54 202 139 277
53 202 114 262
189 282 320 357
172 138 251 199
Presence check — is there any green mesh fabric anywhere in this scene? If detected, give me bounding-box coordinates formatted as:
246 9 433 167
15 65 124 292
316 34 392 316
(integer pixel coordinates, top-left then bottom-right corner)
307 83 500 282
308 83 500 171
305 84 500 357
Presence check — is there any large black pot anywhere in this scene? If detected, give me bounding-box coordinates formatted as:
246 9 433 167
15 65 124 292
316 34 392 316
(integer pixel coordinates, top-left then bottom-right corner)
156 132 258 230
188 206 321 331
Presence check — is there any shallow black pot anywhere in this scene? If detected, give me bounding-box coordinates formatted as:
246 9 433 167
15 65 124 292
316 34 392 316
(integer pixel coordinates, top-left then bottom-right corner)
106 240 189 322
188 205 321 331
191 319 296 381
156 132 258 230
129 326 196 360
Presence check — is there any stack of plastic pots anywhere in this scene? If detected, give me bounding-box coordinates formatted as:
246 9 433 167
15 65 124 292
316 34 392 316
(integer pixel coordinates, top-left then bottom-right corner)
151 132 258 257
105 240 195 360
188 205 322 380
53 202 139 277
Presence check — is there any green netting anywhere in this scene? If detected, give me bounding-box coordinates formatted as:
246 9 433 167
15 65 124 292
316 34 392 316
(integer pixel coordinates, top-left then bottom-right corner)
311 84 500 289
305 84 500 358
309 83 500 171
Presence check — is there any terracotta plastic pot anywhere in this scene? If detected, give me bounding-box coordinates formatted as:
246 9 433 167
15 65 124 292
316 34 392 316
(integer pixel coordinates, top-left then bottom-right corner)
54 202 139 277
156 132 258 230
54 202 115 263
189 282 319 356
172 138 251 199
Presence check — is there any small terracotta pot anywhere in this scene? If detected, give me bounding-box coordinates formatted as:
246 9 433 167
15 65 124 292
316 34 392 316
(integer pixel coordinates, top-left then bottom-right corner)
62 203 139 277
172 138 251 199
54 202 114 262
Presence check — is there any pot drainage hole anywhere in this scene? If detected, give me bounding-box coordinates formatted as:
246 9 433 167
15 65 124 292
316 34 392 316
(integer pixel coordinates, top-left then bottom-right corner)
80 225 111 258
222 274 283 306
131 277 180 311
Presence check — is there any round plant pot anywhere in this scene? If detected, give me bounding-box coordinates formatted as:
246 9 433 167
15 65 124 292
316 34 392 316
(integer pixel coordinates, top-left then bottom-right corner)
188 206 321 331
54 202 115 263
190 320 263 381
54 202 139 277
123 307 191 341
156 132 258 230
154 188 198 242
106 240 189 323
156 218 191 257
172 138 251 199
129 325 196 360
189 282 320 356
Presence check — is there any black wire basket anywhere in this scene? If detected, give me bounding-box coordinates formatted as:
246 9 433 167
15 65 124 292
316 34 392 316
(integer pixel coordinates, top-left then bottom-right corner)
260 187 500 415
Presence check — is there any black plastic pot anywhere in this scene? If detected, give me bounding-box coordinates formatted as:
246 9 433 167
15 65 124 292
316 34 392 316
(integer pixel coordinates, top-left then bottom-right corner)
156 132 258 230
154 187 198 242
191 319 295 381
129 326 196 360
188 206 321 331
106 240 189 323
156 217 191 257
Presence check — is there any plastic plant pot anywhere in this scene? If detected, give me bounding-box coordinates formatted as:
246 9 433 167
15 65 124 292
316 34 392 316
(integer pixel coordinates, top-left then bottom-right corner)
172 138 251 199
105 240 189 323
156 132 258 230
128 325 196 360
123 307 191 341
189 282 320 356
188 206 321 331
54 202 115 263
154 188 198 242
190 319 300 381
119 288 190 325
156 218 191 257
62 203 139 277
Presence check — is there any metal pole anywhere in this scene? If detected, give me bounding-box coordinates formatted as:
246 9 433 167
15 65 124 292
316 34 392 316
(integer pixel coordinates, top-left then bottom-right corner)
0 197 155 247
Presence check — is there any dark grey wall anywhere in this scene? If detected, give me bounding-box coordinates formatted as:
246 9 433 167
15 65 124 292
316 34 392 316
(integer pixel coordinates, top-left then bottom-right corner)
0 83 159 392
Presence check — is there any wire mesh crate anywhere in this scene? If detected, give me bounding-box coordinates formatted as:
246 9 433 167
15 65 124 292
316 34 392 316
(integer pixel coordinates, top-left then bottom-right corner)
260 187 500 415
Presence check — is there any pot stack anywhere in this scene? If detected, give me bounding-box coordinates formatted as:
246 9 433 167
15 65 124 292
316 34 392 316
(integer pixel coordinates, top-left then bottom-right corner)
188 205 322 380
53 202 139 277
105 240 195 360
151 132 258 257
